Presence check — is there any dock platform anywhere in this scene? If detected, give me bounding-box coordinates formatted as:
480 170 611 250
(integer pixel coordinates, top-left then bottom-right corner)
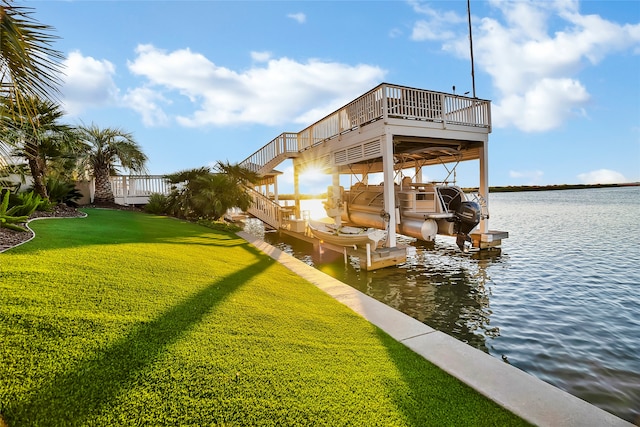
279 226 408 271
471 230 509 249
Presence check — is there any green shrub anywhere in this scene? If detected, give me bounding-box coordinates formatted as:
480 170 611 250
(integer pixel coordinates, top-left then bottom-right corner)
0 191 29 232
144 193 168 215
46 178 83 207
7 191 44 217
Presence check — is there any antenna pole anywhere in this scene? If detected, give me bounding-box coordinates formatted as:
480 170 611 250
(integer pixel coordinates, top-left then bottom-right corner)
467 0 476 98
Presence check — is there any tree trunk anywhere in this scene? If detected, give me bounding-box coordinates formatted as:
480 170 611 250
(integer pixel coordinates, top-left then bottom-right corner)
28 156 49 200
94 167 114 204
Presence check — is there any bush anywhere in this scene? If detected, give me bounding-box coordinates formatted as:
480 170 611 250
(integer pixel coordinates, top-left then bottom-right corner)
7 190 46 217
144 193 168 215
46 178 83 207
0 190 29 232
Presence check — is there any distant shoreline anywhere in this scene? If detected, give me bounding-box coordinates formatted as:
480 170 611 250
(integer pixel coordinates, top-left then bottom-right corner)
464 182 640 193
275 182 639 200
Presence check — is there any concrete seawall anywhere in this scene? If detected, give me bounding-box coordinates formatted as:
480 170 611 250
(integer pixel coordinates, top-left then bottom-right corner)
238 231 633 427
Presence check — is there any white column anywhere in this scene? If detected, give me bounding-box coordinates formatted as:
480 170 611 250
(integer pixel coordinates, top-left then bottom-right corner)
382 132 397 247
479 138 489 233
274 177 279 203
332 167 342 227
294 166 300 218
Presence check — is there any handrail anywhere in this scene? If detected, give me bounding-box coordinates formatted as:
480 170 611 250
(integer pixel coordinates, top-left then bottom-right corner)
245 186 283 229
110 175 171 197
297 83 491 151
239 132 299 175
239 83 491 178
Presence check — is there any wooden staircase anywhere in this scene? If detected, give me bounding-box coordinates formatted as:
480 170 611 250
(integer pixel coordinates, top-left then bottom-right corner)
244 186 284 229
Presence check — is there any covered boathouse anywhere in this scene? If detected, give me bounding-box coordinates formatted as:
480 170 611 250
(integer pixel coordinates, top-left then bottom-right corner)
239 82 508 269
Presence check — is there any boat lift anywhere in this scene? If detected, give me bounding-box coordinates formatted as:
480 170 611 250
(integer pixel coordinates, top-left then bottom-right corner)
240 83 508 270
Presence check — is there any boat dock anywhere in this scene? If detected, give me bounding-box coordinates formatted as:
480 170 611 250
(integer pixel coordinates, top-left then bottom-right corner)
279 218 410 271
239 82 508 269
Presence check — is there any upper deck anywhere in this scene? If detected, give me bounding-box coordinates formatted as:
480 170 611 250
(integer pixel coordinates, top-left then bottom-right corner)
240 82 491 176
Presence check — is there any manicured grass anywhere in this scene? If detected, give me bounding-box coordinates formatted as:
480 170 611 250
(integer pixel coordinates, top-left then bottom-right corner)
0 209 529 426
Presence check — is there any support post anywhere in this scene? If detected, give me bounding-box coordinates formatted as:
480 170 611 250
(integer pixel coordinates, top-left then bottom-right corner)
382 131 397 247
274 176 279 203
415 165 423 183
332 168 342 227
293 164 300 218
122 176 128 206
479 138 489 233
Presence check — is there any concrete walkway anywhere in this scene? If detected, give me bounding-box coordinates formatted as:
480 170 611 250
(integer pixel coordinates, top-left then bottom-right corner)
238 231 633 427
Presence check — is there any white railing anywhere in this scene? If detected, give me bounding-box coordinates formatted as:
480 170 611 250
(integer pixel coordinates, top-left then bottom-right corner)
109 175 171 205
239 83 491 177
239 132 299 176
298 83 491 148
245 186 283 229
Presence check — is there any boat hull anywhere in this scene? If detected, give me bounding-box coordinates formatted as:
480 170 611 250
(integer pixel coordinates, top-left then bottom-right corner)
308 220 386 248
331 182 481 250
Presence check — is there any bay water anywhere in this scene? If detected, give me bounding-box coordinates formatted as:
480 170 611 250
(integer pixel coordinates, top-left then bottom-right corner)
246 186 640 423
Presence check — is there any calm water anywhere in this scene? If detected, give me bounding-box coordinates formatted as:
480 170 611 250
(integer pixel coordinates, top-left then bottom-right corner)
245 187 640 423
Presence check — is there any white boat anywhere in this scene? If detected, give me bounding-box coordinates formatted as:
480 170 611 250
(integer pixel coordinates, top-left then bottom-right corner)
308 220 387 249
326 180 482 252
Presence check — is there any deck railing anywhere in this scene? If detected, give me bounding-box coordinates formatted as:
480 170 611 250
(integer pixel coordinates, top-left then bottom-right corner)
239 132 299 175
240 83 491 178
109 175 171 204
244 186 283 229
297 83 491 149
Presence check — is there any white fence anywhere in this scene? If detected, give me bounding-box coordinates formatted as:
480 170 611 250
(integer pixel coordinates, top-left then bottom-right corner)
108 175 171 205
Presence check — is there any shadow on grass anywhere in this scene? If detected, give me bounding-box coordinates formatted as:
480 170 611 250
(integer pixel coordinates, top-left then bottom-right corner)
4 243 273 426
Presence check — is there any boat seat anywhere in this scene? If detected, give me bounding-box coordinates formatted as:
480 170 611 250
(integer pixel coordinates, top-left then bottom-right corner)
438 187 463 212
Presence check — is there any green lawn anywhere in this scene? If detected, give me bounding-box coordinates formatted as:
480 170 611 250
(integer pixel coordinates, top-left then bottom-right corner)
0 209 529 426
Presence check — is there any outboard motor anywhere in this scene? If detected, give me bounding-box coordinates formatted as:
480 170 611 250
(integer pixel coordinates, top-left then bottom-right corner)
454 201 480 252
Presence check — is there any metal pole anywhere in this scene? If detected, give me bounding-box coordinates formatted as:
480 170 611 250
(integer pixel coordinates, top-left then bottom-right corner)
467 0 476 98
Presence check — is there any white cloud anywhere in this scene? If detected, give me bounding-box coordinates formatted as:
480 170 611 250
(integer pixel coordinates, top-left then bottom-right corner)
409 0 463 41
251 51 272 62
509 169 544 184
494 78 589 132
60 51 119 115
577 169 627 184
287 12 306 24
421 1 640 132
126 44 386 128
122 87 170 127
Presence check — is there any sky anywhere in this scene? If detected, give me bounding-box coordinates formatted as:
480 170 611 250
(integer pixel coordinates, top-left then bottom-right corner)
28 0 640 194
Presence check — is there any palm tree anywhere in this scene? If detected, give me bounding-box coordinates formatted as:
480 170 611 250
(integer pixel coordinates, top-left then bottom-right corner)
76 124 147 204
0 2 64 106
164 162 259 220
164 167 211 219
2 97 78 199
214 160 261 185
1 1 65 167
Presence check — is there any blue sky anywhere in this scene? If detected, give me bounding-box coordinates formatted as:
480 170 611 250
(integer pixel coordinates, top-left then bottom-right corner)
30 0 640 193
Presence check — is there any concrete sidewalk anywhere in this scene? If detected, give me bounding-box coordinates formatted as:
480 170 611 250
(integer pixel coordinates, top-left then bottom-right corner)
238 231 633 427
